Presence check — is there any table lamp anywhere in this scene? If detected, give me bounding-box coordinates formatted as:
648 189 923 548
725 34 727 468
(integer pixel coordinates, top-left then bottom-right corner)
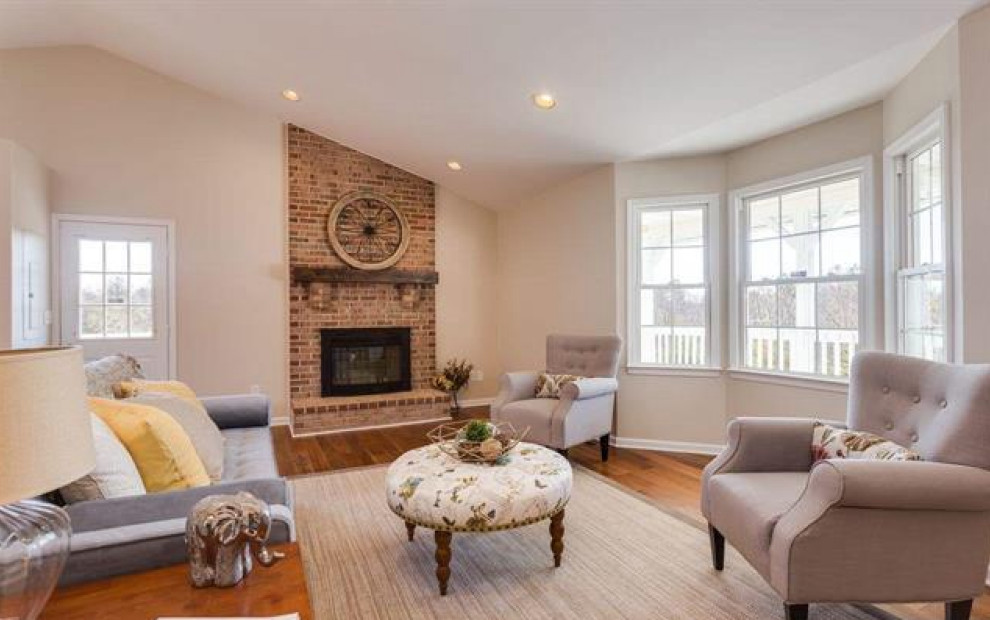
0 347 95 619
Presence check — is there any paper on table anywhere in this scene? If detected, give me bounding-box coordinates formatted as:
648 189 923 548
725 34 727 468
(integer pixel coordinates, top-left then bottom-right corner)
157 615 300 620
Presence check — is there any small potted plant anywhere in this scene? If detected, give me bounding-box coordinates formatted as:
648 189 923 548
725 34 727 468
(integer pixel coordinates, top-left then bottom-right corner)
430 358 474 414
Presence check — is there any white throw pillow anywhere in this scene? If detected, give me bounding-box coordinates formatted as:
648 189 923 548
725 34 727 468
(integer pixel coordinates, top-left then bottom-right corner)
60 414 147 503
126 393 225 483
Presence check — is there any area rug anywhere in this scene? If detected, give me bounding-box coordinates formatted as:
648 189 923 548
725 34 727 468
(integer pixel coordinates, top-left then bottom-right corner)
291 466 885 619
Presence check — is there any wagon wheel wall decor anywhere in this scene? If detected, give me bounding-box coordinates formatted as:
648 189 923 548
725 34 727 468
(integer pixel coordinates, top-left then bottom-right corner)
327 191 411 271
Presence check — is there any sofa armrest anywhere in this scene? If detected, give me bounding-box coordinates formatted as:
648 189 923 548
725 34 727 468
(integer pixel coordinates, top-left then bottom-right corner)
65 478 289 533
200 394 270 429
560 377 618 401
491 371 540 418
704 417 831 478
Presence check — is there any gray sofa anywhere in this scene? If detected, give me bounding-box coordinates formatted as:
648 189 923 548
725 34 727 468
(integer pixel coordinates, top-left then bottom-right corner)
58 394 295 586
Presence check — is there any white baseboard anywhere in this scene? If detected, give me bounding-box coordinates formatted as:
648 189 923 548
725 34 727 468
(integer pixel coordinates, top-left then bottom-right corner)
612 435 725 456
270 416 290 426
458 397 494 409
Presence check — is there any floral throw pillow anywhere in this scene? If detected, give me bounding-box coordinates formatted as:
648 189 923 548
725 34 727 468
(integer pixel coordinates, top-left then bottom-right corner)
811 422 922 463
534 373 583 399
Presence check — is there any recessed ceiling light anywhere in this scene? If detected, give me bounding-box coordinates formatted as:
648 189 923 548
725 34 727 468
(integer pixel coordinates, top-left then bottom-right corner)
446 161 463 171
532 93 557 110
282 89 300 102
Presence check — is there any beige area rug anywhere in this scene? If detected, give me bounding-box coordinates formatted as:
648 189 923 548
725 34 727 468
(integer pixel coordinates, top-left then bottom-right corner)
292 466 884 620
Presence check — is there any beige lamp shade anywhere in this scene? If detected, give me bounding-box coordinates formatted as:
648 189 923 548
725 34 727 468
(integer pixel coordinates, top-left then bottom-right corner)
0 346 95 505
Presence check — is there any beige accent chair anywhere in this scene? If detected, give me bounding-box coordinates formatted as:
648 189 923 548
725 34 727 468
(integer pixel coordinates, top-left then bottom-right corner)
702 351 990 620
491 334 621 461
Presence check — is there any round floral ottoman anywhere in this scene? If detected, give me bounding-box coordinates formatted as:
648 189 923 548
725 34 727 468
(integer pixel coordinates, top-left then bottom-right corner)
385 441 573 595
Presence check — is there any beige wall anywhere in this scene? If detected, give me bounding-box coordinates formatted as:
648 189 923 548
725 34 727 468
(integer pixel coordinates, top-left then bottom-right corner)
0 143 11 348
436 187 499 400
497 165 616 373
959 5 990 363
0 46 499 420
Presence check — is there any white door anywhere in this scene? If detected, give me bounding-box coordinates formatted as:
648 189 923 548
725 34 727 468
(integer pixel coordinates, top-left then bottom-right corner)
58 219 171 378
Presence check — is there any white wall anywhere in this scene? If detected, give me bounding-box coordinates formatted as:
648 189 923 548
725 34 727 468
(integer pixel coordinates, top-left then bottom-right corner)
436 187 499 401
0 46 501 419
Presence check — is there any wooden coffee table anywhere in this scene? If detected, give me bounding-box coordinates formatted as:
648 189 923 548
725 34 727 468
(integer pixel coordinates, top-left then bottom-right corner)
42 543 313 619
386 442 573 595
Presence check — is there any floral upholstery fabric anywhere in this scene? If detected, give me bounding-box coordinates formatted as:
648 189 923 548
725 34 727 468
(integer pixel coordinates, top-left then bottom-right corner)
812 422 922 462
534 373 583 399
386 442 572 532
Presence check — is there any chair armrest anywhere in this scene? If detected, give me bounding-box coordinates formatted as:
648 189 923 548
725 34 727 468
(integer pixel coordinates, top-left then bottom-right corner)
560 377 618 401
704 417 832 478
491 371 540 418
200 394 271 429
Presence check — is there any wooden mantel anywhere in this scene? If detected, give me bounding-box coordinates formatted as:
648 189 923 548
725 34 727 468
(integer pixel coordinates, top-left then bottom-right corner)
291 266 439 287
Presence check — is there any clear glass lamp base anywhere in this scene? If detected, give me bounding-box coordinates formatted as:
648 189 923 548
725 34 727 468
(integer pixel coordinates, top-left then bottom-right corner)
0 499 71 620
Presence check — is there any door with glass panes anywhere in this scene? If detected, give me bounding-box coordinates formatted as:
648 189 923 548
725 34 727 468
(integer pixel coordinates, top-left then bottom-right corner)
59 220 170 378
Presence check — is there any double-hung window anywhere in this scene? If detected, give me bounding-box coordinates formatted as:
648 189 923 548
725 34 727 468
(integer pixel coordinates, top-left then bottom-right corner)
628 195 719 370
732 158 872 380
885 105 952 361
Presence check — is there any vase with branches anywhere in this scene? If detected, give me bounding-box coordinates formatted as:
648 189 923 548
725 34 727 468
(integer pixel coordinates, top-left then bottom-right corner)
430 358 474 413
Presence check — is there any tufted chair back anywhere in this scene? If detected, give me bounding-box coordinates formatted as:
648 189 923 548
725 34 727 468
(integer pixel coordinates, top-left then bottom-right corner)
848 351 990 470
546 334 622 379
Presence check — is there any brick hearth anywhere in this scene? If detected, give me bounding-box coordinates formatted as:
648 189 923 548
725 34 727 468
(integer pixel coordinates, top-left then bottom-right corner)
286 125 449 433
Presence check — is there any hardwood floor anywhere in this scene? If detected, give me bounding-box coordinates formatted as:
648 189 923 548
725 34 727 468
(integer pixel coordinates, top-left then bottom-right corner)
271 408 990 620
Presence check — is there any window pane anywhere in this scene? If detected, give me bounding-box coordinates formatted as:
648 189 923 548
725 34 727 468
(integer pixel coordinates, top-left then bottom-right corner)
105 241 128 272
79 307 103 339
780 187 818 235
672 247 704 284
746 286 777 327
130 306 153 338
748 197 779 240
931 143 943 205
932 203 944 265
904 331 925 358
130 242 153 273
79 240 103 272
781 232 819 279
641 211 671 247
911 210 933 267
779 283 815 328
821 227 860 275
817 281 859 330
105 274 128 304
929 334 946 362
749 238 780 281
79 273 103 305
642 249 671 285
640 327 668 364
130 274 153 305
779 329 816 374
640 288 672 326
672 209 704 246
672 288 705 326
913 149 931 210
820 178 860 230
671 327 706 366
105 306 128 338
904 274 925 330
746 327 778 371
818 330 858 377
926 273 944 328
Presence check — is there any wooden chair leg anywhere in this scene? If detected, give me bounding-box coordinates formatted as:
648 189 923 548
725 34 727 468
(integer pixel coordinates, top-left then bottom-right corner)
946 600 973 620
600 434 610 462
784 603 809 620
556 448 569 458
708 523 724 571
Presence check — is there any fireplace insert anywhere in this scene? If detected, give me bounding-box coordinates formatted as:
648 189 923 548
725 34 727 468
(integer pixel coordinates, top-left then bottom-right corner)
320 327 411 397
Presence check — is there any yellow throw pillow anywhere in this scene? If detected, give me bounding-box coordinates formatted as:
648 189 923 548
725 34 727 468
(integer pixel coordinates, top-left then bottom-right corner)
114 379 201 408
89 397 211 493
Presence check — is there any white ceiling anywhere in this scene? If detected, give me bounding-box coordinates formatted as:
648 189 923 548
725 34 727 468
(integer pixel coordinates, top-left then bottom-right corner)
0 0 983 210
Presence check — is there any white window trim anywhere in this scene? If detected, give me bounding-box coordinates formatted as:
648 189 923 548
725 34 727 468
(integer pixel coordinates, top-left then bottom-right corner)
882 104 956 362
625 193 721 375
728 155 876 386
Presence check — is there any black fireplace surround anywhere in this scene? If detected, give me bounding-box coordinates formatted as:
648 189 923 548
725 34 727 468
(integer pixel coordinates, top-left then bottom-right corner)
320 327 412 397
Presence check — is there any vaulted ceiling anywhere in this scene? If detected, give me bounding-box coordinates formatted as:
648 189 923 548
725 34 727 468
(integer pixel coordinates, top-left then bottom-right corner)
0 1 983 210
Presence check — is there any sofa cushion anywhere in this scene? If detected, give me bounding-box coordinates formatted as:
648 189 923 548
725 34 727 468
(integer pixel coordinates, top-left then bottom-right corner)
84 354 143 398
127 393 225 483
222 427 278 481
89 397 210 493
60 414 147 503
497 398 558 445
706 472 809 577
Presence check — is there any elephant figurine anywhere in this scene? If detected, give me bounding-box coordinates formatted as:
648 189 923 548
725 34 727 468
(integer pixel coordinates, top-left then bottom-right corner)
186 492 284 587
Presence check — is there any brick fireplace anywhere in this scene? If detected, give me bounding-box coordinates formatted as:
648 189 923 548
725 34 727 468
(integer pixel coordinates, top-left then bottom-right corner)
287 125 450 434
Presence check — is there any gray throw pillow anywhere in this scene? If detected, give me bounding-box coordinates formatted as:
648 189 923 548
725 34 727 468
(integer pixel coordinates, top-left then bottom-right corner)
126 393 225 483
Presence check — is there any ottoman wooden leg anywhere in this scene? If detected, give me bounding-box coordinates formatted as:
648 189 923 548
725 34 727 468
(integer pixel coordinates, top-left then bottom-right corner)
550 509 565 568
434 530 453 595
405 521 416 542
